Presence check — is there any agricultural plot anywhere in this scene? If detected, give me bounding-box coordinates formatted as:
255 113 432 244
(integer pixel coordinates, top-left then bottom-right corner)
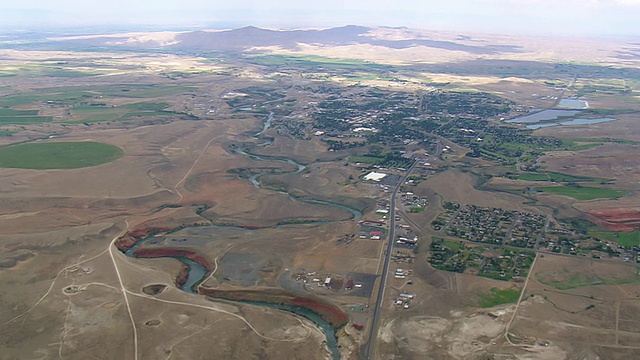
246 54 390 71
0 141 123 169
68 102 174 123
0 85 192 108
478 287 521 307
588 230 640 247
535 185 627 200
0 108 51 124
350 152 414 169
505 171 609 183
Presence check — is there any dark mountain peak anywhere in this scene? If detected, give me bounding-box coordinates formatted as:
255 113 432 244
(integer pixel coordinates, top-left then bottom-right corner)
318 25 370 36
232 25 276 34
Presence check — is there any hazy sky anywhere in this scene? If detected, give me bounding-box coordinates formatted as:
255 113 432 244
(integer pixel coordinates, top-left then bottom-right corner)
2 0 639 36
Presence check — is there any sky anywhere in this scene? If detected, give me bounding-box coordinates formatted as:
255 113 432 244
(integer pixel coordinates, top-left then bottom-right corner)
1 0 639 36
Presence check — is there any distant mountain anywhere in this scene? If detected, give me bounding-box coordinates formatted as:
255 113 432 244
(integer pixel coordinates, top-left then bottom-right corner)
172 25 373 50
5 25 523 55
171 25 521 54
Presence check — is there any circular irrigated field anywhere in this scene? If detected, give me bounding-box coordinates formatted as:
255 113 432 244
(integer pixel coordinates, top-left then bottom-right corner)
0 141 123 169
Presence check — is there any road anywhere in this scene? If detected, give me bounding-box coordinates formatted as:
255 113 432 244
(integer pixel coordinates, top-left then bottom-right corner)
363 160 418 360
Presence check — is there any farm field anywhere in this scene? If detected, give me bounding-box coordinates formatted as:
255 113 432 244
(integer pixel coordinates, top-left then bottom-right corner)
535 185 627 201
0 141 123 169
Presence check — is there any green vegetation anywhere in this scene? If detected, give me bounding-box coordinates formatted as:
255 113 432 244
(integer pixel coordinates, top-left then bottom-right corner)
536 271 640 290
0 142 123 169
508 172 549 181
0 130 16 136
0 116 52 124
588 230 640 247
535 185 626 200
350 155 383 164
68 102 173 123
0 109 39 116
559 217 638 249
40 69 105 77
507 171 608 183
0 107 51 124
0 85 193 108
443 240 463 252
246 54 389 70
12 63 108 78
536 273 598 290
349 152 414 169
478 287 521 307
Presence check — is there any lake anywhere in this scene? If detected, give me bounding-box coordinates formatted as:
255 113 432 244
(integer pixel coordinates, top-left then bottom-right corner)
506 109 580 124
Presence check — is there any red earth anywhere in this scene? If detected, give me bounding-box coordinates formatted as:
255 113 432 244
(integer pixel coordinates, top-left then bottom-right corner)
587 207 640 232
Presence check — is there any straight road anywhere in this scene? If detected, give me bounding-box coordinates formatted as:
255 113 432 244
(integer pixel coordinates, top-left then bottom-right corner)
363 160 417 359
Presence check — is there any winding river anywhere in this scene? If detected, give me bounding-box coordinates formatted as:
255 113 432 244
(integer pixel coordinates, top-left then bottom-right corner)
122 108 357 359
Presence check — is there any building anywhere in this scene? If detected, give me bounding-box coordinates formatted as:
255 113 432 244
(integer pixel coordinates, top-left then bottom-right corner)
363 172 387 182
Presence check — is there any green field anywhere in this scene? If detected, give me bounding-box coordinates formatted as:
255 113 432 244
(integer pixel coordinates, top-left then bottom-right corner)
0 116 52 124
443 240 463 251
246 54 390 70
0 108 39 116
588 230 640 247
535 185 626 200
68 102 172 123
0 142 123 169
0 85 193 108
509 171 607 183
536 271 640 290
478 287 521 307
0 101 172 125
536 273 603 290
350 155 383 164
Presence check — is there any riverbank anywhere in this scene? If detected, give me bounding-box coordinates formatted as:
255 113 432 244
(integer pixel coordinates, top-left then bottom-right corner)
198 287 349 328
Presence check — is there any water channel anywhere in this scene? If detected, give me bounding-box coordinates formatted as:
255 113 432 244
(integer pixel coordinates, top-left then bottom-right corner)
123 107 350 359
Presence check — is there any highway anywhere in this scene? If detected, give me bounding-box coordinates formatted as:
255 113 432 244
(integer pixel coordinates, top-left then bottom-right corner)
363 160 418 360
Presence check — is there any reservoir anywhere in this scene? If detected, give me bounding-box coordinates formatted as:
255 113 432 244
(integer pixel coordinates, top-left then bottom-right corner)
506 109 580 123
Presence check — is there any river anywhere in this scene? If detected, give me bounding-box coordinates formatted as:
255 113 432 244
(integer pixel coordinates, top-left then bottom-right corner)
121 105 354 359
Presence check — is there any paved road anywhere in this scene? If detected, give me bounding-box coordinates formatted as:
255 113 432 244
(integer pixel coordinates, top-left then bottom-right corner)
363 160 417 360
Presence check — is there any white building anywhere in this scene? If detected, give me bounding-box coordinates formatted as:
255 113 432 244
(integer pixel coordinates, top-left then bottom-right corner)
364 172 387 182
